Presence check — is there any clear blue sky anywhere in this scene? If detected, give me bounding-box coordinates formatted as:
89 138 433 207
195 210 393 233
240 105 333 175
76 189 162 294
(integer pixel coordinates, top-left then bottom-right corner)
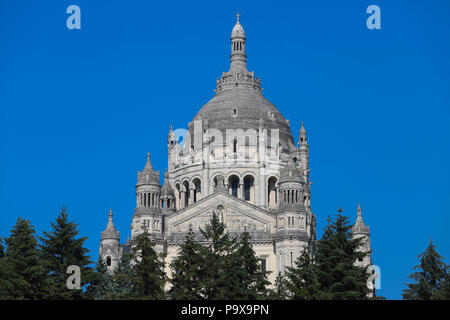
1 0 449 300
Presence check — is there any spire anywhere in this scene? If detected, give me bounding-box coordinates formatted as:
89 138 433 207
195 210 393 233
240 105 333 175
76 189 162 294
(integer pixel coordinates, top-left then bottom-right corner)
168 124 176 146
299 121 307 143
161 171 175 197
108 207 113 223
101 208 120 240
229 13 247 73
300 121 306 134
144 152 153 170
137 152 160 186
352 203 369 235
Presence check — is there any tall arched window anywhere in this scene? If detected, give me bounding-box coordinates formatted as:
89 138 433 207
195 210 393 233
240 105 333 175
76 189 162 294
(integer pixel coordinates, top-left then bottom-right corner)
183 181 190 207
193 178 201 203
231 178 239 197
106 256 111 267
243 176 254 201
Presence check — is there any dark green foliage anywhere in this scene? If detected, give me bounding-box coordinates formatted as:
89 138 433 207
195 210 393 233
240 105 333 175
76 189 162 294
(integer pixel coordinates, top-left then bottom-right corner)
196 213 270 300
0 238 4 258
402 240 447 300
109 253 134 299
233 232 271 299
315 215 370 299
198 212 237 299
285 245 325 300
267 273 289 300
129 228 166 299
40 207 94 299
169 226 204 299
433 266 450 300
0 218 48 299
87 257 117 300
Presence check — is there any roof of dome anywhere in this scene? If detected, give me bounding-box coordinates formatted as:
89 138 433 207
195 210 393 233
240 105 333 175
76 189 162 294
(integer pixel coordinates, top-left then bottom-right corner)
192 88 295 147
231 22 245 38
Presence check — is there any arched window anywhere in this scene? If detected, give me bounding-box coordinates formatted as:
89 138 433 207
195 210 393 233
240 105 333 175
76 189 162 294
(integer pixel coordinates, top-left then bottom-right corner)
268 177 277 208
183 181 190 207
193 179 201 203
231 178 239 197
233 139 237 153
106 256 111 266
243 176 254 201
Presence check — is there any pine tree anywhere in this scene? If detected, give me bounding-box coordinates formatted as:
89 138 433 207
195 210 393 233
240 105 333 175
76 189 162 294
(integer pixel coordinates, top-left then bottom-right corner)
268 272 289 300
87 257 117 300
285 245 325 300
233 232 270 299
433 266 450 300
40 207 94 299
315 214 370 300
0 238 4 258
109 253 134 299
130 227 166 299
402 240 447 300
169 226 204 299
198 212 238 299
0 218 48 299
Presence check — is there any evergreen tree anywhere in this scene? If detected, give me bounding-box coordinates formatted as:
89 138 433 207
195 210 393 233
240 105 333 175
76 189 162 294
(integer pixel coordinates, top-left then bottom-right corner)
198 212 238 299
87 257 116 300
0 238 4 258
285 245 325 300
40 207 94 299
0 218 48 299
233 232 270 299
129 228 166 299
169 226 204 299
402 240 447 300
433 266 450 300
109 253 134 299
268 272 289 300
315 214 370 300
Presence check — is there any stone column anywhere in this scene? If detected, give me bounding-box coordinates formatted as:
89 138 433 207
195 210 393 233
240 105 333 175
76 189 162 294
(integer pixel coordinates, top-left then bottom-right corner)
189 188 195 205
180 190 185 209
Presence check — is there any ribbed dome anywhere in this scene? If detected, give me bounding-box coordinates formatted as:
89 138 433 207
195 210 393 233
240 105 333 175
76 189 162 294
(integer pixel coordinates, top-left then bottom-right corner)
192 87 295 148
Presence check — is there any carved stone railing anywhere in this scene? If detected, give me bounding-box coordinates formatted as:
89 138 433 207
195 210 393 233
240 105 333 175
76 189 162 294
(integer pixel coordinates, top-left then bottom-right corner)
215 71 262 93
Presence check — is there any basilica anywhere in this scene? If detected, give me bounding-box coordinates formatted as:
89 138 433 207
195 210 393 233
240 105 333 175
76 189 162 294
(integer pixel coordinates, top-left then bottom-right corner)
99 15 372 286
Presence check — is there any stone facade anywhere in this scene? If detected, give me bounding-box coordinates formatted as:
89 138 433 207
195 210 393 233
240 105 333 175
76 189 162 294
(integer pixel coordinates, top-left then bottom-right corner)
99 15 372 287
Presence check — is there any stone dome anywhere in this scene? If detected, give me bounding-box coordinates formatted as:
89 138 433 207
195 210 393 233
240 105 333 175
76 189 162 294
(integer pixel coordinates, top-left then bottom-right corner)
192 87 295 148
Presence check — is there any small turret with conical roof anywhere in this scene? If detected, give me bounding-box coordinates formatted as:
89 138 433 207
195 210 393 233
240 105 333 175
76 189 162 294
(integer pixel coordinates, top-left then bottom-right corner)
137 152 160 187
135 152 162 216
101 208 120 240
99 208 121 272
351 203 372 268
278 157 306 212
160 171 175 213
